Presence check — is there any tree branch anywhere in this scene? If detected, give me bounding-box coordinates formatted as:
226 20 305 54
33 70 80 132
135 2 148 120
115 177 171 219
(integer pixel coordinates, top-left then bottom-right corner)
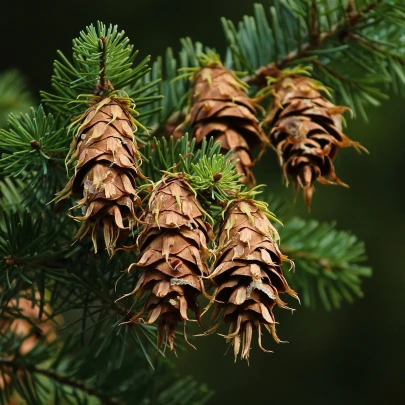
310 0 320 46
243 0 384 86
0 358 122 405
281 245 333 271
95 36 109 95
348 31 405 61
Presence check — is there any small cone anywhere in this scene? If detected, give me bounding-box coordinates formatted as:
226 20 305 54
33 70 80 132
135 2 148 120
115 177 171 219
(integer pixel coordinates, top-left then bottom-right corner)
206 200 297 361
125 177 213 351
55 97 142 255
265 75 365 207
186 63 269 184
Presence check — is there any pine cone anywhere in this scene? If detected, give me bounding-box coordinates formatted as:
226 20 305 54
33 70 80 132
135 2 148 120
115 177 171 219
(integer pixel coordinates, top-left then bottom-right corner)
207 200 297 361
187 63 268 184
125 177 213 351
56 97 142 255
265 75 364 207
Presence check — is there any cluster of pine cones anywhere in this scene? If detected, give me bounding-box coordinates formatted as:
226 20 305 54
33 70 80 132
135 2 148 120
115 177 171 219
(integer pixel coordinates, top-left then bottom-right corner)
184 62 363 206
121 177 297 360
56 61 362 360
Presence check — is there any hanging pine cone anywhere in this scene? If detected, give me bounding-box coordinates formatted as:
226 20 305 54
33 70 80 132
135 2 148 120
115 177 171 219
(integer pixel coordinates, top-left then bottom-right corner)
124 176 212 351
186 61 268 185
55 97 142 256
206 200 297 361
265 74 365 207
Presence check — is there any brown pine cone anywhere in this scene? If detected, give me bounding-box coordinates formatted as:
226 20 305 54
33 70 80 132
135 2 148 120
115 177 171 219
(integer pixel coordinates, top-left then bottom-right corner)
207 200 297 361
125 177 213 352
55 97 142 255
265 75 365 207
186 62 268 185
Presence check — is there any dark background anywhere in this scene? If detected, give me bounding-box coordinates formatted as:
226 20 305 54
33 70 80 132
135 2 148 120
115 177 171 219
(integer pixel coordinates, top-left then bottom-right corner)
1 1 404 404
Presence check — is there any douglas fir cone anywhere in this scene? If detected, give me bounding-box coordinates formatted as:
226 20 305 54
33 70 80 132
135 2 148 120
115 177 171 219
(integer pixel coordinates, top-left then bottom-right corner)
125 177 213 351
186 60 268 185
206 200 298 361
55 97 142 256
265 73 365 207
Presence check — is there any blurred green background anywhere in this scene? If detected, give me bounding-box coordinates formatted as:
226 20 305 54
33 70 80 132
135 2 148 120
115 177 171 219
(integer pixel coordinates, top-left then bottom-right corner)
1 0 404 404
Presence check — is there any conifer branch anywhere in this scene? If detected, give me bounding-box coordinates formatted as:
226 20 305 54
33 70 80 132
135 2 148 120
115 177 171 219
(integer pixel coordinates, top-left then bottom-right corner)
310 0 320 46
1 0 398 389
70 273 133 320
96 35 109 95
243 0 384 86
41 22 158 116
279 217 372 310
0 107 69 182
0 358 122 405
347 31 405 59
0 70 33 129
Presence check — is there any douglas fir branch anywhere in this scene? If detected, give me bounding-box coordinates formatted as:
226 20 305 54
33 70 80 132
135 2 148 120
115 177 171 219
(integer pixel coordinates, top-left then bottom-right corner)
2 0 400 402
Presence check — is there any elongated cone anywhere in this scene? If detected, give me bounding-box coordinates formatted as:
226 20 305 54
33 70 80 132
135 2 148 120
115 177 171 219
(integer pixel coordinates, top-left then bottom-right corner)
125 177 213 352
265 75 365 207
55 97 142 255
186 63 268 184
206 200 297 361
